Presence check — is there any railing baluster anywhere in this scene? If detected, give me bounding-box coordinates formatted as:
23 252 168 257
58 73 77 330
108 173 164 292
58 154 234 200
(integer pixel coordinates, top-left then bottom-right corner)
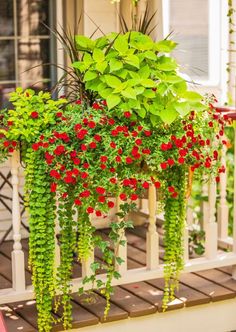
205 181 218 259
11 150 25 291
217 139 229 240
82 216 94 278
115 196 127 274
232 125 236 279
201 180 209 231
146 184 159 269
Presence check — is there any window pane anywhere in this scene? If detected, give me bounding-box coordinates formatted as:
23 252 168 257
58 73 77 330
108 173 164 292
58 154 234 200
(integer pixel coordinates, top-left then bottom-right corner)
169 0 209 80
17 0 49 36
18 38 50 88
0 41 15 81
0 0 14 36
0 84 16 107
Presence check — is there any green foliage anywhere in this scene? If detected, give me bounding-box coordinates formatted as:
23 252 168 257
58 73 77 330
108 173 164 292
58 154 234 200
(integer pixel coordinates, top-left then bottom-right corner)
72 32 204 125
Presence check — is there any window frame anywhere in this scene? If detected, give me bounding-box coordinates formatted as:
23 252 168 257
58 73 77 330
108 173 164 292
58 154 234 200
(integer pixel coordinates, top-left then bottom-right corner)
161 0 228 88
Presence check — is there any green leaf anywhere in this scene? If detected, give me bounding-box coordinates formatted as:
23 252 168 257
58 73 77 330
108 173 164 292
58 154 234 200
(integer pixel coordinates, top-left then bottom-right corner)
121 87 137 99
93 48 105 62
90 262 100 272
96 61 107 73
75 35 95 50
113 82 128 93
109 58 123 72
137 108 146 118
174 101 191 117
181 91 203 102
159 107 178 124
105 75 122 88
114 36 128 54
107 94 121 109
99 88 113 99
155 40 177 53
191 102 207 111
138 65 150 79
144 50 157 60
128 99 141 109
143 89 156 98
157 56 177 71
125 54 140 68
150 114 159 125
83 70 97 81
140 79 156 88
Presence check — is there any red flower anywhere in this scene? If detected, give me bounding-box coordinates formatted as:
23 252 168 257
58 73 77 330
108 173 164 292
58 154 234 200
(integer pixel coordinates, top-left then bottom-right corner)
75 99 81 104
81 172 88 179
64 176 74 183
208 121 213 127
96 210 102 217
80 190 90 198
96 187 106 195
179 149 187 157
137 126 143 131
130 194 138 201
118 148 123 154
88 121 96 129
100 156 108 163
110 177 117 184
144 130 152 137
70 150 77 158
178 157 185 164
126 157 133 164
54 145 65 155
56 112 63 117
108 201 115 208
216 176 220 183
111 130 119 136
77 129 88 139
142 181 149 189
204 161 211 168
108 118 115 125
32 143 40 151
98 196 106 203
115 156 121 163
74 124 82 131
74 199 82 206
72 168 80 176
167 159 175 166
160 143 168 151
124 111 131 118
83 163 90 169
100 164 106 170
49 170 61 179
89 142 97 149
168 186 175 193
160 162 167 170
3 141 10 147
135 139 142 146
7 121 13 126
73 158 81 165
93 102 102 110
50 183 57 192
110 142 116 148
142 148 151 155
119 193 127 201
154 181 161 188
87 206 94 214
123 179 130 186
31 111 39 119
172 192 178 198
110 167 116 173
131 131 138 137
94 134 101 142
81 144 87 151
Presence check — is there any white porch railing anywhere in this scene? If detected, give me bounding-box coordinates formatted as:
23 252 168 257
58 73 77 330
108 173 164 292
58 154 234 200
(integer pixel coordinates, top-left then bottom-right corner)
1 113 236 304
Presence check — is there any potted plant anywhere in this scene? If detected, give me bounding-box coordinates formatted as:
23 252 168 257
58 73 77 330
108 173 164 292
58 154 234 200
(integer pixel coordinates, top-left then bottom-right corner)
0 31 227 332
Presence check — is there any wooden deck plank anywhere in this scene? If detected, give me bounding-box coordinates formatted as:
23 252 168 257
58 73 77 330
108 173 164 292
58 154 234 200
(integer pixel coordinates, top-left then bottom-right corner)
0 274 11 290
72 292 129 323
179 273 235 301
7 300 62 331
194 269 236 293
109 286 157 317
147 277 210 308
0 305 37 332
53 300 99 330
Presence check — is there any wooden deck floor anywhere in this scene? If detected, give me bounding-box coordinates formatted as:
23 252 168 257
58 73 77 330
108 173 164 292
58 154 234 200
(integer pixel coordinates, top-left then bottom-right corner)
1 225 236 331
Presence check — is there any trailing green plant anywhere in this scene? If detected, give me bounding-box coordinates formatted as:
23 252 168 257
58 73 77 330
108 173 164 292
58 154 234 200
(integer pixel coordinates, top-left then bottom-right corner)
0 32 229 331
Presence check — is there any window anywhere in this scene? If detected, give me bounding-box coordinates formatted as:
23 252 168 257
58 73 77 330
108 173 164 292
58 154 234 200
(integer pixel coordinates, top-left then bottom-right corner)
162 0 223 86
0 0 56 107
